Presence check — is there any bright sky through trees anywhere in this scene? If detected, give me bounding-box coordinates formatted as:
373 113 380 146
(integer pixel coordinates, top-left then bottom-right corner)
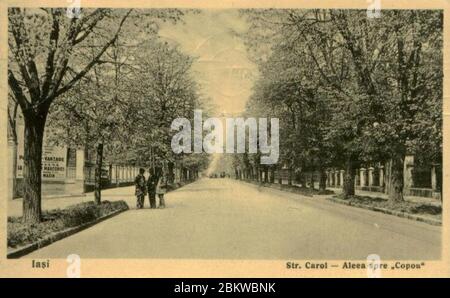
159 10 256 115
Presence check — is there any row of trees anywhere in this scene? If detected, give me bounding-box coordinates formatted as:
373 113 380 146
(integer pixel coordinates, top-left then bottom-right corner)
234 9 442 201
8 8 208 223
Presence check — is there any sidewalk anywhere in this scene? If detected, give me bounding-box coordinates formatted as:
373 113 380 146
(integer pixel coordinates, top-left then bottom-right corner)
326 187 441 207
8 186 137 218
8 181 194 217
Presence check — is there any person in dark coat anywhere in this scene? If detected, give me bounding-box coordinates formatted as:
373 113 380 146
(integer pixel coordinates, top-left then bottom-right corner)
147 167 157 209
135 168 146 209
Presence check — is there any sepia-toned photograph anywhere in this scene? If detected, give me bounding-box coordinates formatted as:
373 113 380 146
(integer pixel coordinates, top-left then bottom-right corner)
0 0 448 278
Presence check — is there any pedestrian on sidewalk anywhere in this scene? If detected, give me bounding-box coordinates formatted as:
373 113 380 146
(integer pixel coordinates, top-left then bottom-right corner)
147 167 157 209
155 166 168 208
135 168 147 209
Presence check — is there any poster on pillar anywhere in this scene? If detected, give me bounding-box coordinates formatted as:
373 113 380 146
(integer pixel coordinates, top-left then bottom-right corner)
41 146 67 180
16 125 67 181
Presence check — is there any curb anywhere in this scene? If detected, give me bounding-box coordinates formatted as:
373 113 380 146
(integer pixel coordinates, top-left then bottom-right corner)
169 180 196 191
243 180 314 196
7 207 128 259
326 197 442 226
240 179 334 197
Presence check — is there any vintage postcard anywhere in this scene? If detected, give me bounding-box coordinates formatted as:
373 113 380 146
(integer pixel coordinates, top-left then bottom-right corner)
0 0 448 279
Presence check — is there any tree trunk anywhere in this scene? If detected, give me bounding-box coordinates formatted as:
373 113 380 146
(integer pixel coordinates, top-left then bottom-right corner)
298 172 306 188
287 168 292 185
264 167 269 183
94 143 103 205
22 116 46 224
319 169 327 191
309 172 315 190
384 160 391 195
343 158 355 199
387 155 404 202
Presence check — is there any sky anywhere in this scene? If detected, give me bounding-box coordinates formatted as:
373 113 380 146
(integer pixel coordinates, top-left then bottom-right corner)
158 10 257 115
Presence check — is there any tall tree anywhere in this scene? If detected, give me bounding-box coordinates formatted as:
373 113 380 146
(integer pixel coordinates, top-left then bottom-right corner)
8 8 132 222
241 9 442 201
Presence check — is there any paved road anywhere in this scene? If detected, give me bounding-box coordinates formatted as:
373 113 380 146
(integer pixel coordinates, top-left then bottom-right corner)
26 178 441 259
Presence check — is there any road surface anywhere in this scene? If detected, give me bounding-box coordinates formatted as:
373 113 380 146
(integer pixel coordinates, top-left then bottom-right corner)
26 178 441 259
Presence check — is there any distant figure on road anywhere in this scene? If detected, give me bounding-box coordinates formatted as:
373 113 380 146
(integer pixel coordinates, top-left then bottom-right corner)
155 166 168 208
135 168 147 209
147 167 158 209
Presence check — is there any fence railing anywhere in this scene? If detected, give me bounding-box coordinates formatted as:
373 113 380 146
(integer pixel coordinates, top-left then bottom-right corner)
66 166 76 180
84 163 139 184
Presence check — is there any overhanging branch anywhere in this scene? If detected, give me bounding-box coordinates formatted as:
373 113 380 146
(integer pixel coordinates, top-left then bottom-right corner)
54 9 133 98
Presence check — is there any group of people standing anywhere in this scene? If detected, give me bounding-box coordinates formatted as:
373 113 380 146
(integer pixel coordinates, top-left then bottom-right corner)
134 166 168 209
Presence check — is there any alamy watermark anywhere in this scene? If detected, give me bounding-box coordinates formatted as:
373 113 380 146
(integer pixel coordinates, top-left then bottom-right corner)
366 254 382 278
66 254 81 278
171 109 279 165
66 0 82 19
367 0 381 18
